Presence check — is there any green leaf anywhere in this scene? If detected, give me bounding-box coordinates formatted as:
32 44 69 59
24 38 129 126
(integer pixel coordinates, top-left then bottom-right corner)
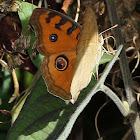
16 1 37 33
100 53 117 64
7 70 96 140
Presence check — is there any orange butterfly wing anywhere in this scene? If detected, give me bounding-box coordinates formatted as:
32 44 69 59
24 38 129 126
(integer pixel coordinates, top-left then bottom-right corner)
30 8 81 100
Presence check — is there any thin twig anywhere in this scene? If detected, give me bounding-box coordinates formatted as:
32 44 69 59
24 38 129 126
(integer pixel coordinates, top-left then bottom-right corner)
8 69 19 103
75 0 80 22
38 0 43 8
95 100 110 139
0 57 19 103
122 128 133 140
131 51 139 73
44 0 48 8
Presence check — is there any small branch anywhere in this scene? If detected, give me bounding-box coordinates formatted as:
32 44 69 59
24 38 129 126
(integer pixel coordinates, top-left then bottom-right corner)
9 69 19 103
38 0 43 8
0 58 19 103
75 0 80 22
44 0 48 8
122 128 133 140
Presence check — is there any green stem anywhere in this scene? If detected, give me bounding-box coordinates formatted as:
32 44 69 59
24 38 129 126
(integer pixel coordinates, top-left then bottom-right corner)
106 0 140 139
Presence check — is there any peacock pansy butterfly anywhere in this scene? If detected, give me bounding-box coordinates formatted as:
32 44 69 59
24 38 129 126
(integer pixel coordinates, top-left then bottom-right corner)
29 6 103 103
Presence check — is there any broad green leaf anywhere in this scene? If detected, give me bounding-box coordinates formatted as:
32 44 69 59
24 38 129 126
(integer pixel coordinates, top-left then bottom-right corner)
7 70 96 140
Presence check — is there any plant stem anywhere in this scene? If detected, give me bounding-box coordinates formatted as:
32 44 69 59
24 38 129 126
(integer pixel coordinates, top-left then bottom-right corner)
106 0 140 139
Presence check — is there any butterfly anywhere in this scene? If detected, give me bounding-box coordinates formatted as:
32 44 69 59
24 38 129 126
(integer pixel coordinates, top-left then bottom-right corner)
29 6 103 103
